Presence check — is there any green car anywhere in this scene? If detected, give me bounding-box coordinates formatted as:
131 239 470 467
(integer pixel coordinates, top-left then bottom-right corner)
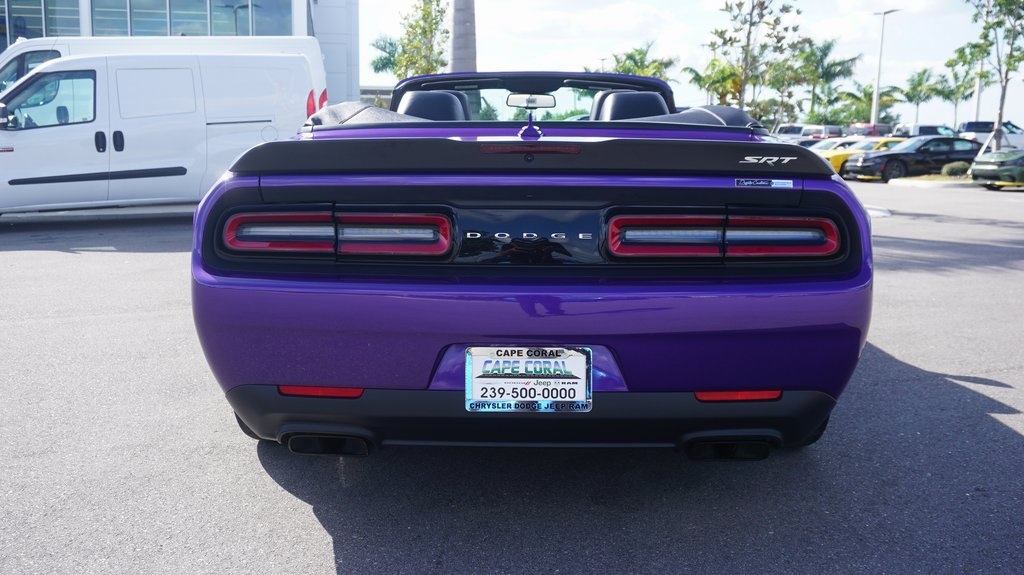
970 149 1024 190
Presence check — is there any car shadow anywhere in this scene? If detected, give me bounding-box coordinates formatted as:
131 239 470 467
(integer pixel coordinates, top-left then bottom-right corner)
0 208 194 253
257 342 1024 574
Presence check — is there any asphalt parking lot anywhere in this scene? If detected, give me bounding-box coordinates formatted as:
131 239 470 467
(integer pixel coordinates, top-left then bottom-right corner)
1 181 1022 574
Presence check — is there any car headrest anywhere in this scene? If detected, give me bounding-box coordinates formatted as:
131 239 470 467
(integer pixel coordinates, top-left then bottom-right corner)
396 91 468 121
594 91 670 121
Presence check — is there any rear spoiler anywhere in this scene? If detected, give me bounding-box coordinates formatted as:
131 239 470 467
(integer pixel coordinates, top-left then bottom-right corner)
230 137 835 178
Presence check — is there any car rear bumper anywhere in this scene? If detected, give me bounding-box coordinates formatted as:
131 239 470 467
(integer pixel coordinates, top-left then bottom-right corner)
227 385 837 450
192 273 873 397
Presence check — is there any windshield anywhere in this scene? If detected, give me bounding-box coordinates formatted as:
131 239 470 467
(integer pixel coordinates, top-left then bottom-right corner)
888 138 927 153
850 140 884 151
775 125 803 135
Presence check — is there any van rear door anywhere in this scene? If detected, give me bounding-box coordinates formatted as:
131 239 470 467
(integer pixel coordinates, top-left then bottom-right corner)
0 61 111 212
106 56 207 203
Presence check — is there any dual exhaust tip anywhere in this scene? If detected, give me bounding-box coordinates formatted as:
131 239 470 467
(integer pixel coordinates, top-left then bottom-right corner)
286 432 780 460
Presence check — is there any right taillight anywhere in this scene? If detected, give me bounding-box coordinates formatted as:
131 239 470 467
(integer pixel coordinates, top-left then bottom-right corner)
725 216 839 257
608 214 840 259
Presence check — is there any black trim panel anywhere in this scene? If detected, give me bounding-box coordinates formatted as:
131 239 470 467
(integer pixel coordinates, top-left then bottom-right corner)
227 386 836 449
9 167 187 186
230 138 834 177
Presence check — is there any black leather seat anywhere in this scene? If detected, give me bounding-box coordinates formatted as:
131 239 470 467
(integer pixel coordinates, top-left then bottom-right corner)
592 91 670 121
396 91 467 121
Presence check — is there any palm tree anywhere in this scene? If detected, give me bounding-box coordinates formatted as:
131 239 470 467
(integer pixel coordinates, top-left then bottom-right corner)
450 0 479 116
609 42 679 81
936 65 974 128
683 59 741 106
901 69 940 123
840 81 901 125
800 39 860 117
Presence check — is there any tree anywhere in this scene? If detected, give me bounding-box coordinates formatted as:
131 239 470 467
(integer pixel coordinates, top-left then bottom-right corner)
805 84 846 124
370 35 399 74
683 58 741 105
901 69 940 123
710 0 803 111
936 60 977 128
956 0 1024 151
368 0 451 80
839 81 900 125
799 39 860 117
605 42 679 81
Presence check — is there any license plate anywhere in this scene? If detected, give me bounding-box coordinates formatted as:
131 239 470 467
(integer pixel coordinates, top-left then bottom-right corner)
465 346 592 413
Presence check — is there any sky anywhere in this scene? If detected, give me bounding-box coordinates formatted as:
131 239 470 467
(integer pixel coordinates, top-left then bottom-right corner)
358 0 1022 128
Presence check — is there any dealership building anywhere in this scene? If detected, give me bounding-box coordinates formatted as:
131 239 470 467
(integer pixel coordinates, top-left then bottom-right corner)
0 0 359 101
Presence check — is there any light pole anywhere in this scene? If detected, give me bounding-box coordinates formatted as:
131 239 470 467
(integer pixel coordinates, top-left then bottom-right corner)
869 9 899 126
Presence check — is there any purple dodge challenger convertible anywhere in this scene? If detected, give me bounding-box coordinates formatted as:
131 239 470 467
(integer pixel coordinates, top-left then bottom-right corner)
192 72 872 459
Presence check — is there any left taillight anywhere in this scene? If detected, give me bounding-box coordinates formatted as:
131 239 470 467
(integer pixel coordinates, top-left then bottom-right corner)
306 90 317 117
608 214 840 259
336 213 451 256
223 211 336 254
221 210 452 258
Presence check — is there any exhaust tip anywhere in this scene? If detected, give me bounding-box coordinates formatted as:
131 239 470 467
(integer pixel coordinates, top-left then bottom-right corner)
685 440 772 461
287 434 371 457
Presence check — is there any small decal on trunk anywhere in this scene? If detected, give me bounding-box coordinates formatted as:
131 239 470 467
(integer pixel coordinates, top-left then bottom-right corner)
736 178 794 188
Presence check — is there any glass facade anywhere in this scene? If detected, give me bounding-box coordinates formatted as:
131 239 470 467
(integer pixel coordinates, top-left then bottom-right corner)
45 0 79 36
3 0 291 48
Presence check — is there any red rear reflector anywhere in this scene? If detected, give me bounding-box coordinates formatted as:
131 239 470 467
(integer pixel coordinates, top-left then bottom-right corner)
224 212 335 253
695 390 782 402
318 89 329 110
608 215 725 257
306 90 316 117
336 213 452 256
278 386 364 398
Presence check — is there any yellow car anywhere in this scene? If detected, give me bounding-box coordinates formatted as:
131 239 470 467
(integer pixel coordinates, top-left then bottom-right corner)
816 137 905 177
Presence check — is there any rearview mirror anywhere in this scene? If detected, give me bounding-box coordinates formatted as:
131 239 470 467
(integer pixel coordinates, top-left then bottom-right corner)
506 93 556 110
0 103 8 128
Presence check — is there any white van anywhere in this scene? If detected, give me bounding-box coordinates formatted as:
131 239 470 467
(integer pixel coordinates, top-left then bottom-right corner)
0 36 328 108
0 53 314 214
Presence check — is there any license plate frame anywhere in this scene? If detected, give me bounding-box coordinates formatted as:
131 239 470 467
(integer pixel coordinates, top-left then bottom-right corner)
465 346 592 413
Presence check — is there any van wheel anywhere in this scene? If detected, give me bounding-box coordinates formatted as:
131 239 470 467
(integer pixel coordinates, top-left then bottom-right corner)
881 160 906 182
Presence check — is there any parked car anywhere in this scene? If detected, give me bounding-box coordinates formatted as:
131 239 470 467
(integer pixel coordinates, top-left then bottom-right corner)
807 137 862 152
968 149 1024 190
957 120 1024 150
849 122 892 137
192 71 874 460
774 123 845 144
845 136 982 181
815 137 905 177
1 53 321 214
889 123 956 138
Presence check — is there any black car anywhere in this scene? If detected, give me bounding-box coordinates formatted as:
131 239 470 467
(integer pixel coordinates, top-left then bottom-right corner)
846 136 983 182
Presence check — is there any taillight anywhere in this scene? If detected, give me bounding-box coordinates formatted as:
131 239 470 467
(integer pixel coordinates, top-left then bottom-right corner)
336 213 451 256
695 390 782 402
608 214 840 259
725 216 839 257
318 89 329 109
222 210 453 257
608 215 724 257
223 212 335 253
306 90 316 117
279 386 364 398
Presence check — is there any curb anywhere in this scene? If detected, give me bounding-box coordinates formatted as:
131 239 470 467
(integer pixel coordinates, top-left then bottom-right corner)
885 178 979 188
